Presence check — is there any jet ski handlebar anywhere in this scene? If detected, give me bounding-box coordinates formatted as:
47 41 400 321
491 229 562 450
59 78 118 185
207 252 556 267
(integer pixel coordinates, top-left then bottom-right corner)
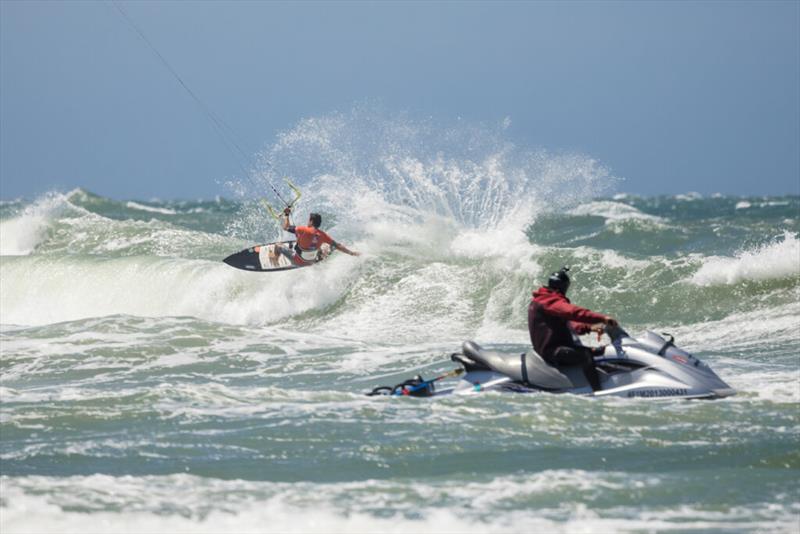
604 324 629 341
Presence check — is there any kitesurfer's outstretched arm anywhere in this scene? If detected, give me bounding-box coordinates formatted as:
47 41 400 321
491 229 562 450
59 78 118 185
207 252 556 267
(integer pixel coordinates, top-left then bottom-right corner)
332 241 360 256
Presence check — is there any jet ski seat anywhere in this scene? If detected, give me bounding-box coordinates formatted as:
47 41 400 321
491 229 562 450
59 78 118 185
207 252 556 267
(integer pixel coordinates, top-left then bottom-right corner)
461 340 576 390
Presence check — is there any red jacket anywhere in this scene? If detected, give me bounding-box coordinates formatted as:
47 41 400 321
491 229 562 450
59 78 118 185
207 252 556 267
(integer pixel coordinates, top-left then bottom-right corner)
528 287 607 360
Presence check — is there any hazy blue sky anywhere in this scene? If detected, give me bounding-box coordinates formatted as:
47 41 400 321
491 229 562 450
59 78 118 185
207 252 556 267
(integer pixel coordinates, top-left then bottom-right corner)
1 1 798 200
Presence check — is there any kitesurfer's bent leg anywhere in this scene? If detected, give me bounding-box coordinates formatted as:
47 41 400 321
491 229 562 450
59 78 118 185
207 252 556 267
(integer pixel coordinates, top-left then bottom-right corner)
272 244 306 266
548 346 602 392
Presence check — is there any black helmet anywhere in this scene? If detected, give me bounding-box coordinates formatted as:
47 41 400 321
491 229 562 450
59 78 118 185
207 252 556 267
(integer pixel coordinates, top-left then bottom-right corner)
547 266 571 294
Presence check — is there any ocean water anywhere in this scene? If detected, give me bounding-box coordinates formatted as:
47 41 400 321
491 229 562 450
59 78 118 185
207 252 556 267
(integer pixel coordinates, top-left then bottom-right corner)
1 115 799 533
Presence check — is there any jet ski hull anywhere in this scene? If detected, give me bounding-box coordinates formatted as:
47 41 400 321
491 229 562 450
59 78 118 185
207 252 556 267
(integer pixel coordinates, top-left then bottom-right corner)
436 332 736 399
436 368 735 399
367 331 735 400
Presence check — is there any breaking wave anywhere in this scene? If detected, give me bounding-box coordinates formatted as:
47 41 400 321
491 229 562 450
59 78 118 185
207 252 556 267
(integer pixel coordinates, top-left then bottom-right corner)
691 232 800 286
1 112 797 342
0 192 68 256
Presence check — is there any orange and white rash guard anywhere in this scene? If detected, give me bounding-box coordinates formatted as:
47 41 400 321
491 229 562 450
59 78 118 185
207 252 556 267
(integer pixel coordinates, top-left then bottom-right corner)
286 225 335 262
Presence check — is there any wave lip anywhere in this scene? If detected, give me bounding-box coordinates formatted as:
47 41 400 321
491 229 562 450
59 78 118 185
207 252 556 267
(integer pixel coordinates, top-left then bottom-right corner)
568 200 665 225
691 232 800 286
0 193 69 256
125 201 178 215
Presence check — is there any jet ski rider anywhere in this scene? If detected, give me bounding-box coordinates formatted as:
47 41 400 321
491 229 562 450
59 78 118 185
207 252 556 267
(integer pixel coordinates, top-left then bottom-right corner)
528 267 618 392
271 207 360 266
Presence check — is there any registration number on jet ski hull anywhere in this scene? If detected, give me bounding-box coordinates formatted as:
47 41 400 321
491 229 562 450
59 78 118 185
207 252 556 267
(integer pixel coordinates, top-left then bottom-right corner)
627 388 689 398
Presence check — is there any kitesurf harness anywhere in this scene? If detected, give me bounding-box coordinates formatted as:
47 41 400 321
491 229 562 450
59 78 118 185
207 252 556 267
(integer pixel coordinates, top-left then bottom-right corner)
366 368 464 397
294 243 323 262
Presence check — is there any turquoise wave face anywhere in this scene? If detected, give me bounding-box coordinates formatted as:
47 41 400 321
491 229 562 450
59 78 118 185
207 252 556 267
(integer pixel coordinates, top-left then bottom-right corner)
2 189 798 329
529 195 800 256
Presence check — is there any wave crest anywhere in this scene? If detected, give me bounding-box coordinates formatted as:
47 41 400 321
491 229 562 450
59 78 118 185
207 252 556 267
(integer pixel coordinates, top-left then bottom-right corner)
0 192 74 255
691 232 800 286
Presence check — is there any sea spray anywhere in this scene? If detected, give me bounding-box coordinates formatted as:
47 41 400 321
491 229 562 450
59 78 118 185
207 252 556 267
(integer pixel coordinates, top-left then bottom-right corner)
226 109 617 242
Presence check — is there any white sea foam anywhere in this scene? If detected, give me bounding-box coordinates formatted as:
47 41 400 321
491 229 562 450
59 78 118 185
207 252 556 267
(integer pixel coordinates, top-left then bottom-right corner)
0 254 361 327
568 200 665 225
2 189 236 260
665 301 800 403
48 205 235 259
2 473 796 534
691 232 800 286
0 215 44 255
571 246 653 271
318 261 478 343
125 201 178 215
449 227 541 271
671 301 800 352
675 192 703 201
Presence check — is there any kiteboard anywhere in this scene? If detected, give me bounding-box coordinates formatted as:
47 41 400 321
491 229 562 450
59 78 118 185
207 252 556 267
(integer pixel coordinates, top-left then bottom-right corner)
223 240 332 272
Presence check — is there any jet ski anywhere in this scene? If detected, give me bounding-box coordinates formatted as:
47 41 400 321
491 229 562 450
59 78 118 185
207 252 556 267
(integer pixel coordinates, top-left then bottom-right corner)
368 327 735 399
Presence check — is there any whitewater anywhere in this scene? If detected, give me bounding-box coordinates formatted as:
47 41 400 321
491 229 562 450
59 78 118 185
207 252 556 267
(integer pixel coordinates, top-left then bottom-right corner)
1 113 799 533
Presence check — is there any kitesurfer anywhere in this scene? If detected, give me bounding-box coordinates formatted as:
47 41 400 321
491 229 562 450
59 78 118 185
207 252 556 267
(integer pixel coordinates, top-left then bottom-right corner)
271 207 360 266
528 267 618 392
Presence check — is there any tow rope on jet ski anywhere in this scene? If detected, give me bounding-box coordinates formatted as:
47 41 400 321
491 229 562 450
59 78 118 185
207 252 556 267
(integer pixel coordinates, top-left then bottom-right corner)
366 368 464 397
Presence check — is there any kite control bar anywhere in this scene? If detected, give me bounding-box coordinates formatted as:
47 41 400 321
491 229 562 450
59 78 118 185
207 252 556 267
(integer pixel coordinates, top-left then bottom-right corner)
262 179 302 220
